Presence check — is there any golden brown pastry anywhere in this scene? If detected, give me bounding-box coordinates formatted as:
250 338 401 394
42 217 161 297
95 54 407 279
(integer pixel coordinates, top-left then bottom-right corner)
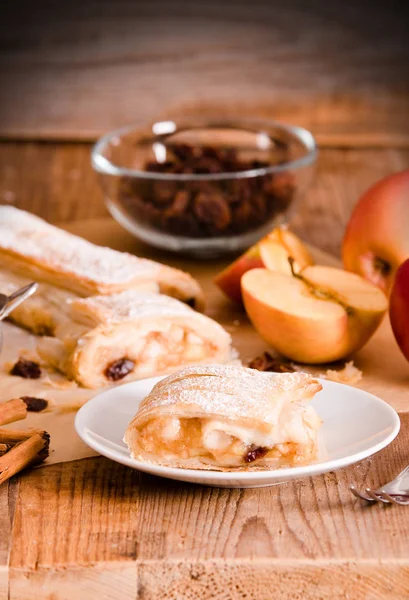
124 365 322 471
0 206 204 309
0 267 231 388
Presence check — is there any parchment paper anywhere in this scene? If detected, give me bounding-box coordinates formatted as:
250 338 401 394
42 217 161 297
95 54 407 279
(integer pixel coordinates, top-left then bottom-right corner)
0 322 98 465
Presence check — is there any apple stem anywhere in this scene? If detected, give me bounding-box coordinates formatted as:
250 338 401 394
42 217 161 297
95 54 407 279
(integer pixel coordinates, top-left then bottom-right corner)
288 256 299 278
287 257 354 316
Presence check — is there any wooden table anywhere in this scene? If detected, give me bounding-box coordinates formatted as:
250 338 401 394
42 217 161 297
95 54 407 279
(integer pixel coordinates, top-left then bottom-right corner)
1 3 409 597
0 149 408 600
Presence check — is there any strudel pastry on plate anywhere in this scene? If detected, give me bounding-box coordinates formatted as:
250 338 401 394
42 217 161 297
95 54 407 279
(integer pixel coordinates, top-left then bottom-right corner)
0 206 204 309
124 365 322 471
1 271 231 388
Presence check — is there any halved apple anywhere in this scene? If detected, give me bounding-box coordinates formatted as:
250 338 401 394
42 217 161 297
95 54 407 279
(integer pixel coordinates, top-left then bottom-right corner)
215 228 314 305
242 266 388 364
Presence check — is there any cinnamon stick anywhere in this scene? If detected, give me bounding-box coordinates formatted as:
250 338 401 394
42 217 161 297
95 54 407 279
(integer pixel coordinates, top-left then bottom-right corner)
0 432 50 485
0 398 28 426
0 427 45 444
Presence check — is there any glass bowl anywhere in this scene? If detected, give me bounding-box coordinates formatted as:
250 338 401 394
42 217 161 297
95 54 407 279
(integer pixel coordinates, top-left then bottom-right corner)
92 118 317 257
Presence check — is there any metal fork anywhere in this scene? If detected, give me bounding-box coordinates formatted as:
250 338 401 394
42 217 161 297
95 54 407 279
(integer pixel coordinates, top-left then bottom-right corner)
350 465 409 505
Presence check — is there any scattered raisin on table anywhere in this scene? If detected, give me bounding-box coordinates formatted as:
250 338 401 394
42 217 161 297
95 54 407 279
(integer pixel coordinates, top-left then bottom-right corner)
20 396 48 412
10 358 42 379
248 352 295 373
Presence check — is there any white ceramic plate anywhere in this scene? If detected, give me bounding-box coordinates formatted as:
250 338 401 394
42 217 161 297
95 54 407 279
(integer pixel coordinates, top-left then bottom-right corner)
75 376 400 488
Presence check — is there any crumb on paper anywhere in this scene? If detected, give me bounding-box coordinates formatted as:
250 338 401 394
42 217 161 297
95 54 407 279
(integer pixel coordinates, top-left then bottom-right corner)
228 348 242 366
320 361 363 385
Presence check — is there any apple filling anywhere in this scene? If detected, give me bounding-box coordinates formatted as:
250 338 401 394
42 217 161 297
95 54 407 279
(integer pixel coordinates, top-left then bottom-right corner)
37 323 219 388
94 327 214 381
134 416 315 469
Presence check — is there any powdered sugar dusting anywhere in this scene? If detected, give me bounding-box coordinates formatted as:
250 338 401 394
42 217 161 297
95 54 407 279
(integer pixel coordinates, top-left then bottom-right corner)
134 365 321 426
71 290 231 340
0 206 161 285
74 290 192 320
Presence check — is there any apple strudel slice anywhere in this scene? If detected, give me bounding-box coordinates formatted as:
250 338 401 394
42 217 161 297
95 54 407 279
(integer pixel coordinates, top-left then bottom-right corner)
0 206 204 310
9 283 231 388
124 365 322 471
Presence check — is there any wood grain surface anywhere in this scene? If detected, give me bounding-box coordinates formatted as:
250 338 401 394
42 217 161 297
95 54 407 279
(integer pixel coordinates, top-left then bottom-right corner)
1 1 409 145
0 138 409 598
6 415 409 599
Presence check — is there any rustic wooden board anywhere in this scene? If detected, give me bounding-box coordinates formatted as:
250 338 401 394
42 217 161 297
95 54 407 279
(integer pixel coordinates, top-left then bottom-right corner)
7 415 409 599
1 1 409 145
1 144 409 598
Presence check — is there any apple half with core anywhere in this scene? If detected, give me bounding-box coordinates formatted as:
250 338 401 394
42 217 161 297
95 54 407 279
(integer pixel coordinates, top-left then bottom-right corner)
342 169 409 291
242 265 388 364
389 258 409 362
215 228 314 304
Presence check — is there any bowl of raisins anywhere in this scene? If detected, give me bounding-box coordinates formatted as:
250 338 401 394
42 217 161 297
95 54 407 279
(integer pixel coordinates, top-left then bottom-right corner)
92 118 317 257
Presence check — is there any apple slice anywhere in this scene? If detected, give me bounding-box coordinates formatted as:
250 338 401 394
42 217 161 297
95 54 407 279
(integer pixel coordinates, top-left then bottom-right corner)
389 258 409 362
242 266 388 364
215 228 314 305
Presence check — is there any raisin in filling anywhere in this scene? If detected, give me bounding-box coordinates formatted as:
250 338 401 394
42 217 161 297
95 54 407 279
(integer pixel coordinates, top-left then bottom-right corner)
244 445 269 463
105 358 135 382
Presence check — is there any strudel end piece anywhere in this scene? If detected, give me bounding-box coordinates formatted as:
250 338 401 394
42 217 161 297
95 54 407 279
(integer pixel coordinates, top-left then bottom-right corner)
0 206 204 310
124 365 322 471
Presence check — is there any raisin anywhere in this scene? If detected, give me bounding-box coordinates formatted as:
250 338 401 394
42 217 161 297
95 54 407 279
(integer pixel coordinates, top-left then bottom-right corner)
164 190 191 217
117 140 293 238
145 160 179 173
244 446 269 463
263 173 295 208
192 157 224 174
20 396 48 412
105 358 135 382
232 199 254 231
193 192 231 231
151 180 178 205
248 352 295 373
10 358 41 379
169 143 202 162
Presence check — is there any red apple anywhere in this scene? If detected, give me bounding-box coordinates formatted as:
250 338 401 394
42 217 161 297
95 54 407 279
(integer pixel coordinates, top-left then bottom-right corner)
342 169 409 292
389 258 409 362
215 228 314 304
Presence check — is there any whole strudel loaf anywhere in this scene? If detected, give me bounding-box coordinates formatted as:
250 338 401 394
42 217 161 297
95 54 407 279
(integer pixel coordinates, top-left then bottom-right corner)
0 206 204 309
2 267 231 388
